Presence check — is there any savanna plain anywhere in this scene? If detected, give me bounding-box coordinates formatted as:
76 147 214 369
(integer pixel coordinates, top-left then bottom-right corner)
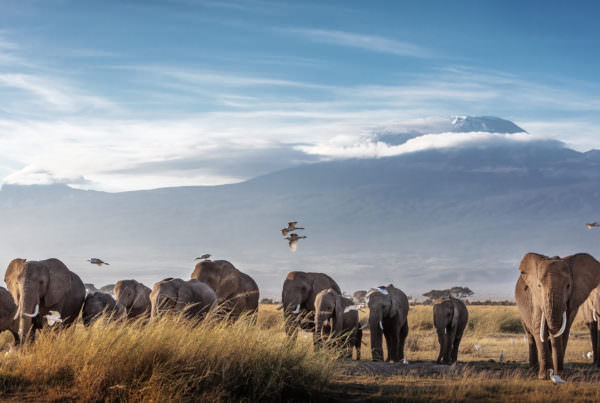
0 304 599 402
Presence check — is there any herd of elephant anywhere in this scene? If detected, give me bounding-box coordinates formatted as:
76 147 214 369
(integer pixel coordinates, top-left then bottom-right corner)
2 251 600 380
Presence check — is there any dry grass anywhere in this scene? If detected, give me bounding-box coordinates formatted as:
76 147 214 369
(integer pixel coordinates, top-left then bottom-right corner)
0 304 598 402
0 309 336 402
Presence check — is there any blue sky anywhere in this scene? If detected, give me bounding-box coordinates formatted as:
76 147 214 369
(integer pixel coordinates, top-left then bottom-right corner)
0 0 599 191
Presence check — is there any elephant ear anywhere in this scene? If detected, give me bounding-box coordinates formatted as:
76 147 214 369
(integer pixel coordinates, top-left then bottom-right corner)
131 285 150 312
388 290 400 319
518 253 547 288
176 285 193 312
44 260 73 308
566 253 600 310
334 294 345 337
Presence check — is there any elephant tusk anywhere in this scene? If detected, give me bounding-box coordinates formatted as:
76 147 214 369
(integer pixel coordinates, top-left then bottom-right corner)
23 304 39 318
551 311 567 338
379 320 383 330
594 310 598 322
276 305 284 311
444 328 447 335
13 306 20 320
360 324 368 330
292 304 300 314
540 314 546 343
344 305 361 313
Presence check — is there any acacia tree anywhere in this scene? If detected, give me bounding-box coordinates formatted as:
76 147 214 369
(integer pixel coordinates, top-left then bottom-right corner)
423 286 474 300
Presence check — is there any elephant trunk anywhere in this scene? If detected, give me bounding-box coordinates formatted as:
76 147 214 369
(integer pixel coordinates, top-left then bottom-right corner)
369 311 384 361
17 285 40 344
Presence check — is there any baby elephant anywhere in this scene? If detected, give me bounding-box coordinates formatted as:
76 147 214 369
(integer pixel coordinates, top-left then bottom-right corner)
0 287 19 344
433 296 468 365
150 278 217 322
314 288 363 359
82 292 126 326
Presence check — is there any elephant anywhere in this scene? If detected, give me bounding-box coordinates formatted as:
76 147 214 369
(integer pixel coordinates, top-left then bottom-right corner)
0 287 19 344
581 287 600 366
150 278 217 322
4 258 86 344
433 296 468 364
280 271 341 342
352 290 367 304
190 260 259 319
367 284 409 362
314 288 362 359
114 279 152 319
82 292 126 326
515 252 600 379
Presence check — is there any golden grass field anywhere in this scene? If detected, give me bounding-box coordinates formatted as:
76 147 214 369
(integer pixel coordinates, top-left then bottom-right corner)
0 304 599 402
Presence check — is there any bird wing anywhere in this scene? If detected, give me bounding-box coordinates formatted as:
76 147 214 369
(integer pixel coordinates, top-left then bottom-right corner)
281 229 289 236
288 221 297 228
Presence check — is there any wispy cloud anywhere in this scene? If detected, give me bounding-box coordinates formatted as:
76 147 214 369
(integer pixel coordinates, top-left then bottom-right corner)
284 28 432 57
296 131 540 159
0 73 116 113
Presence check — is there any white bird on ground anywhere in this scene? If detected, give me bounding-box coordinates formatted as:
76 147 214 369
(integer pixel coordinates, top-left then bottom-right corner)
402 357 409 364
510 337 515 344
44 310 62 326
585 351 594 359
194 254 211 261
474 344 482 352
523 335 528 343
499 351 505 363
88 258 109 266
549 369 566 384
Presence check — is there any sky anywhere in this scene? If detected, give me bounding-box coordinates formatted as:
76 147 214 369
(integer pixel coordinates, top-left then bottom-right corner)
1 0 599 191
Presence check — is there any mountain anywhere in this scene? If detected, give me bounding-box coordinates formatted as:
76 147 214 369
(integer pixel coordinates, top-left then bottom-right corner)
375 116 525 145
1 117 599 298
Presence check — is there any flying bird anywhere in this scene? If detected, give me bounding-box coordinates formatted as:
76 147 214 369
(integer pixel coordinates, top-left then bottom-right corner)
88 258 109 266
285 233 307 252
549 369 566 384
281 221 305 237
586 222 599 229
194 254 211 261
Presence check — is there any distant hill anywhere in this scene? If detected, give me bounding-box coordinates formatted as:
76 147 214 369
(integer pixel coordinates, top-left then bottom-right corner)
1 117 599 298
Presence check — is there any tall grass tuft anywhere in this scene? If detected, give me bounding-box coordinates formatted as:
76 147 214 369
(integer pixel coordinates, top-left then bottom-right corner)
0 313 337 402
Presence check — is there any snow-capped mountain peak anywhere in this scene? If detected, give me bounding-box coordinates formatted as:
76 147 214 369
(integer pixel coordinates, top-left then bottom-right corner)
449 116 526 134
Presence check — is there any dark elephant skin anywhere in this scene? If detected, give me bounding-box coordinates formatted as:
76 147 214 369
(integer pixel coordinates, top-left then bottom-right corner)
0 287 19 344
515 252 600 379
433 297 468 364
150 278 217 322
190 260 259 319
581 287 600 366
281 271 341 340
314 288 362 359
114 279 152 319
368 284 409 362
4 258 85 344
82 292 126 326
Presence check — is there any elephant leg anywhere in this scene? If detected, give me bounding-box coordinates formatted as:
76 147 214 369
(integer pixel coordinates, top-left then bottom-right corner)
451 327 464 364
526 331 538 371
535 335 549 379
589 322 598 364
398 321 408 362
436 331 445 364
355 328 362 361
550 335 564 376
596 324 600 367
445 328 457 364
383 327 394 362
